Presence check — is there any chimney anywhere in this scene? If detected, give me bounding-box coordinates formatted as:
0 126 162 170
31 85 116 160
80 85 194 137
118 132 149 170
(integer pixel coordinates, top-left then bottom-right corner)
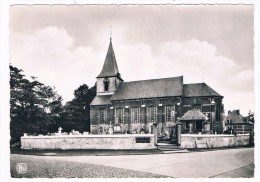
236 110 240 115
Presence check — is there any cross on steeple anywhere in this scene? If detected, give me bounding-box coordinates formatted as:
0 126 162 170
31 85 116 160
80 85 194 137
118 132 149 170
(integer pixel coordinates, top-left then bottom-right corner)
97 30 122 80
110 25 112 41
95 28 123 95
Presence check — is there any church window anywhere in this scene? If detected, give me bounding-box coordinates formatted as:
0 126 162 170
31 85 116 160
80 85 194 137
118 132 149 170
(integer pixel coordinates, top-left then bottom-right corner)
99 109 107 124
193 104 201 110
201 104 215 121
182 105 192 114
116 108 124 124
147 106 157 123
114 79 117 88
201 105 211 112
103 78 109 91
131 107 140 123
165 105 175 122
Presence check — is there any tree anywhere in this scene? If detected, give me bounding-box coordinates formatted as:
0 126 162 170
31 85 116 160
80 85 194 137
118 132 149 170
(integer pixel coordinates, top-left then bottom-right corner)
247 110 254 123
10 64 63 144
60 84 96 132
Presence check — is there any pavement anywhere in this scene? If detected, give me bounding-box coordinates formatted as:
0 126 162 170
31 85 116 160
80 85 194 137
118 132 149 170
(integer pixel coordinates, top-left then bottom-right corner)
10 147 254 178
10 154 167 178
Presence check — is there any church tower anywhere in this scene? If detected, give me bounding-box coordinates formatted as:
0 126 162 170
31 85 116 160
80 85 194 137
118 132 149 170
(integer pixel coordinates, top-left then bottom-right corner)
96 38 123 95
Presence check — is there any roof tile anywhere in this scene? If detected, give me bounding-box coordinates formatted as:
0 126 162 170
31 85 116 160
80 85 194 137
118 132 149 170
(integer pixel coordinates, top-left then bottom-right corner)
184 83 222 97
97 40 120 78
111 76 183 100
90 95 112 106
180 109 206 120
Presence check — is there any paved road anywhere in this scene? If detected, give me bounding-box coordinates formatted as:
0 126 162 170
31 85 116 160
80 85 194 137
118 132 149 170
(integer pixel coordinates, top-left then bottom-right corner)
11 147 254 178
11 154 167 178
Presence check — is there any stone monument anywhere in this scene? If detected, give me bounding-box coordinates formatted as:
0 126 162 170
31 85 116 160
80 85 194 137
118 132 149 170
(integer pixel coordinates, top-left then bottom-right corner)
188 122 193 134
108 121 113 134
58 127 63 136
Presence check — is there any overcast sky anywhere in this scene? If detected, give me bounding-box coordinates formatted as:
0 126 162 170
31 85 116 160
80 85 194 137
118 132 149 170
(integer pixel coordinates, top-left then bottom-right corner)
10 5 254 116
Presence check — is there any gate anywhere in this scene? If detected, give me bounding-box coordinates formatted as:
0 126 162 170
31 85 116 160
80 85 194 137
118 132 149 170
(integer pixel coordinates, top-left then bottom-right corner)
157 125 179 144
170 125 178 144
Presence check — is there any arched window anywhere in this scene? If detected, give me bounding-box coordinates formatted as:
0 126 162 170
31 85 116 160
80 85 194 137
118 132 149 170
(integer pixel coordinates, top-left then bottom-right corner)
114 79 117 88
103 78 109 91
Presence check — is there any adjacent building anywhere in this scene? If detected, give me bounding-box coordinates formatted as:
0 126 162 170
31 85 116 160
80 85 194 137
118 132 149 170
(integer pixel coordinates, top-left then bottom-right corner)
224 110 254 134
90 39 224 136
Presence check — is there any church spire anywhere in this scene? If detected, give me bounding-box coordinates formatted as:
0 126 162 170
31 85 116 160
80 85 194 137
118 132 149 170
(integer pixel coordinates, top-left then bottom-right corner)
97 38 121 79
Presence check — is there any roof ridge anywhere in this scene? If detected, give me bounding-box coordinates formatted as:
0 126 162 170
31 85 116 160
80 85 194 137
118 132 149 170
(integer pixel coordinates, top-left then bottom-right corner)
123 76 183 84
184 82 205 85
204 83 222 96
111 76 183 101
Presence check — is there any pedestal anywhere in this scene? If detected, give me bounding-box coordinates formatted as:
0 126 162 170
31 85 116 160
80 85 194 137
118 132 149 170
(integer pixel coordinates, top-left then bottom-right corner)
188 122 193 134
153 123 158 146
177 124 181 145
203 122 211 134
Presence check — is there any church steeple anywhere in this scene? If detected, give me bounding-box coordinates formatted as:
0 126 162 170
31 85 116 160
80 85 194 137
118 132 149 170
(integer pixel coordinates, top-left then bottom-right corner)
97 39 121 79
96 38 123 95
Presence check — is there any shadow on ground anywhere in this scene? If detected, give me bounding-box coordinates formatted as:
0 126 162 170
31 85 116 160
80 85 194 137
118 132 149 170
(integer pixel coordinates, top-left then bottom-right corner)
11 146 254 156
11 148 162 156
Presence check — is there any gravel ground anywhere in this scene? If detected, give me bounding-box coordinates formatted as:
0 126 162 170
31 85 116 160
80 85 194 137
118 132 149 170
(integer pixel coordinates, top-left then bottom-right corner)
11 155 170 178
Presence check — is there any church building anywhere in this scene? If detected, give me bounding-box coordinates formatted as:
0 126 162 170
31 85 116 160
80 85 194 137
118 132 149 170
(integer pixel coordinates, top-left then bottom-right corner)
90 38 224 136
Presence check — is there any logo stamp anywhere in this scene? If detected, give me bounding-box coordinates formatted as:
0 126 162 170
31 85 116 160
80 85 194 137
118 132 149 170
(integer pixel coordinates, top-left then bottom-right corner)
16 163 27 174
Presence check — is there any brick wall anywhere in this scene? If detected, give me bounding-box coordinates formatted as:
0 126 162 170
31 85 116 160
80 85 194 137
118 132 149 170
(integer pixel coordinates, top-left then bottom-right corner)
90 96 224 134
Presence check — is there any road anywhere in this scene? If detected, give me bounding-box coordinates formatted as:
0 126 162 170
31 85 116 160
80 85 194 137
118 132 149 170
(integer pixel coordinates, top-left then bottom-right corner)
11 147 254 178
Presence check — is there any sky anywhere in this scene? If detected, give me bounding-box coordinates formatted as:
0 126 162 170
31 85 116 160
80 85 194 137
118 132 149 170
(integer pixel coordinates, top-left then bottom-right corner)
9 4 255 116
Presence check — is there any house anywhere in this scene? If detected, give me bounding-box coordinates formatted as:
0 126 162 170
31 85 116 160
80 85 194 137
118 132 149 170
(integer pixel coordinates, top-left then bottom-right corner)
90 38 224 136
224 110 254 134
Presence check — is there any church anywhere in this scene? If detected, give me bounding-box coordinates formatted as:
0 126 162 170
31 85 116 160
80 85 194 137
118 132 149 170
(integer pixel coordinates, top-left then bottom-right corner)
90 38 224 136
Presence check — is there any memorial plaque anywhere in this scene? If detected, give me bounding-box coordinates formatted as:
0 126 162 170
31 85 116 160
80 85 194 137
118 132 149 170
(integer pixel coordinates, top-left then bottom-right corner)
135 137 150 143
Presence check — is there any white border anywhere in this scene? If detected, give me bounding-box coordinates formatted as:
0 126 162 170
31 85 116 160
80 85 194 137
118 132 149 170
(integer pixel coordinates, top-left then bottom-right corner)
1 1 259 182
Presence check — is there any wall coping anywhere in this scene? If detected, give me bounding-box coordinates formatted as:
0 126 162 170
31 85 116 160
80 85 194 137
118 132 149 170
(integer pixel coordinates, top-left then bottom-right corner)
181 134 249 137
21 134 154 139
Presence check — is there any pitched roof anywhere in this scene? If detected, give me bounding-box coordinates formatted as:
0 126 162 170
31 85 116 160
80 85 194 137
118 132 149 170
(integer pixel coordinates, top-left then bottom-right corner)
111 76 183 101
180 109 206 121
183 83 223 97
97 39 120 78
225 110 248 124
90 95 112 106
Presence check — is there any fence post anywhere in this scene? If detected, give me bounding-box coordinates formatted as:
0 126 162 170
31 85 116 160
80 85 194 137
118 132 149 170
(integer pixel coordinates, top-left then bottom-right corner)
153 122 158 147
177 124 181 145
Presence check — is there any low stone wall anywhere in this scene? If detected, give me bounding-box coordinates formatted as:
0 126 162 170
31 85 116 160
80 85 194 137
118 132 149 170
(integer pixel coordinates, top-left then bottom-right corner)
21 134 155 150
180 134 250 149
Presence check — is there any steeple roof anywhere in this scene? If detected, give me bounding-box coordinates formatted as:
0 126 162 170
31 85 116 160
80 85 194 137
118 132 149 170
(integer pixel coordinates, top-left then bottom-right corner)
97 39 120 78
